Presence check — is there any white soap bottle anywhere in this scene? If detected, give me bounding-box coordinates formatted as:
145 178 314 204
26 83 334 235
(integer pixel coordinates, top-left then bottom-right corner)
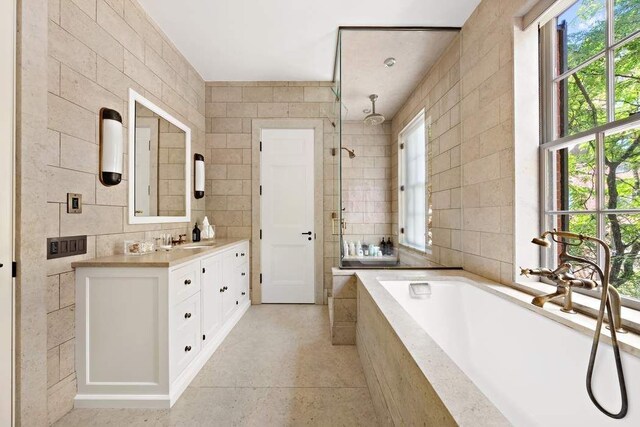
348 241 355 256
356 241 363 257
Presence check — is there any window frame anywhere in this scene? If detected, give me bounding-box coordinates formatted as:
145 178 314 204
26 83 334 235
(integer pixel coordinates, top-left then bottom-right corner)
540 0 640 310
398 110 430 254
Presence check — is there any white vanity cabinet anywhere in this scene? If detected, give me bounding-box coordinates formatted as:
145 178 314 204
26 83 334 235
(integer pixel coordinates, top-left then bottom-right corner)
73 239 250 409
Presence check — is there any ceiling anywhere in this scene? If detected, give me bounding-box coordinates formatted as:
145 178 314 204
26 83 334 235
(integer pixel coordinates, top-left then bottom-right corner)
137 0 481 82
340 30 458 121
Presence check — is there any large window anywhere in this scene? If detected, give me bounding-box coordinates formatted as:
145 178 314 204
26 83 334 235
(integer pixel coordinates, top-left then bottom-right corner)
399 111 429 252
541 0 640 302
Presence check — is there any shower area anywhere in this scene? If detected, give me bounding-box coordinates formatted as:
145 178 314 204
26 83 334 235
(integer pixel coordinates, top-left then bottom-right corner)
332 27 462 269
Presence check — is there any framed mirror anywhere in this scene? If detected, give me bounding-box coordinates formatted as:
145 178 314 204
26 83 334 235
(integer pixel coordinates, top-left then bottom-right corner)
128 89 191 224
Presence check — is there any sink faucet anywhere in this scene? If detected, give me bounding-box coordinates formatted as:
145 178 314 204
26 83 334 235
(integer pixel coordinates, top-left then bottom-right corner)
521 230 625 333
171 234 188 246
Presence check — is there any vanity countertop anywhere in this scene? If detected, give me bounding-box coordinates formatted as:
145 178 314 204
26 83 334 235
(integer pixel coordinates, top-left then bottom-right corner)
72 238 249 268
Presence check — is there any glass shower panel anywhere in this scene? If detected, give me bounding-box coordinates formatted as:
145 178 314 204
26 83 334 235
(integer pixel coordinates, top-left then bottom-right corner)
337 27 461 269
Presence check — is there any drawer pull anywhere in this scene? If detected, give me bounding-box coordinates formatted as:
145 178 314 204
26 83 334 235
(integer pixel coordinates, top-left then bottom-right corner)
219 288 224 293
242 292 246 296
202 268 206 274
241 272 246 276
236 300 238 305
236 253 239 257
184 312 192 319
223 286 228 291
185 345 192 352
184 279 192 285
241 253 245 256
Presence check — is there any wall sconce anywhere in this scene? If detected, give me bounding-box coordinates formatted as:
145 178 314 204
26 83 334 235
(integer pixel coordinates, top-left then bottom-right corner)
99 108 123 186
194 153 205 199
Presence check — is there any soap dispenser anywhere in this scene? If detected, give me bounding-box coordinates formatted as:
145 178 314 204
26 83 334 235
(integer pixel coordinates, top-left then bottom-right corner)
380 238 387 256
386 237 393 256
192 222 201 242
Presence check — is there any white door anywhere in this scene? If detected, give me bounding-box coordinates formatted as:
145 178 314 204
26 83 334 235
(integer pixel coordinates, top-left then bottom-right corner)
0 0 14 424
260 129 315 303
134 117 158 217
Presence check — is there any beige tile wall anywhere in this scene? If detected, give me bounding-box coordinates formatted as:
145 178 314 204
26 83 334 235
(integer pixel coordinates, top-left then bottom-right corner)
45 0 205 423
390 0 528 282
204 82 340 298
459 0 525 283
341 121 393 248
391 36 462 267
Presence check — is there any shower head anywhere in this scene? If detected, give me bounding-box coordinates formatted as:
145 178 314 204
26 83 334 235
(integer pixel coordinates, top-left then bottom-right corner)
342 147 356 159
531 234 551 247
364 94 385 126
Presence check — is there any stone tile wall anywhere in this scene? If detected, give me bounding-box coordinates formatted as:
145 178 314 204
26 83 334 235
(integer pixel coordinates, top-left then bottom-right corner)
458 0 527 283
203 82 340 299
391 36 462 268
390 0 529 282
45 0 205 423
341 121 393 250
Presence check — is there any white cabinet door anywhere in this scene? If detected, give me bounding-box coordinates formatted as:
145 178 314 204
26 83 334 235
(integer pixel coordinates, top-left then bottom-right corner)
200 254 223 343
260 129 315 303
222 251 237 319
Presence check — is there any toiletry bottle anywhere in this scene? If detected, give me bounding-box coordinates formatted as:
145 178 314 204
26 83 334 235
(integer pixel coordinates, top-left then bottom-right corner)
380 238 387 256
348 241 355 256
343 240 349 257
386 237 393 256
192 223 201 242
356 241 363 257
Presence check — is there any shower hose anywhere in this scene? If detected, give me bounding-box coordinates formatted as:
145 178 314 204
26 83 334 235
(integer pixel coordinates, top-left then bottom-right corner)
586 281 628 418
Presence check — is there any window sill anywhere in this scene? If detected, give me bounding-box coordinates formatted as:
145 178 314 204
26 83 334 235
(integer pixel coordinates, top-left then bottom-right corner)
507 279 640 358
399 243 430 256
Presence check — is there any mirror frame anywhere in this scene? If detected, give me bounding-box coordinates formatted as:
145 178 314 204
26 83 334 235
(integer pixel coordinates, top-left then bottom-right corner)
128 89 191 224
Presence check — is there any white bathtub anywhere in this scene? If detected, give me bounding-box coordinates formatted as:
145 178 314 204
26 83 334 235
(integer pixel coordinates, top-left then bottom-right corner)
379 278 640 426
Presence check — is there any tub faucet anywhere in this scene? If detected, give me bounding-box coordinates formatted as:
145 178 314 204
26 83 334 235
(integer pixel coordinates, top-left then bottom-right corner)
525 230 628 419
520 263 596 313
522 230 624 332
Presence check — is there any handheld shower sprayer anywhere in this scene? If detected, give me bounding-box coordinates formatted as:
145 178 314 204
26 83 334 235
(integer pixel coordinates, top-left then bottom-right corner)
529 230 628 419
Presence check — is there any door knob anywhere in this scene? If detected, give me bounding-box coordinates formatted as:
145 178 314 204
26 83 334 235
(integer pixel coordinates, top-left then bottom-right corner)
301 231 312 235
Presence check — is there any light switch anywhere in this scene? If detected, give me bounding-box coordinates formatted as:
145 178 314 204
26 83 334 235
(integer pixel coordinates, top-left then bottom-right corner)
67 193 82 213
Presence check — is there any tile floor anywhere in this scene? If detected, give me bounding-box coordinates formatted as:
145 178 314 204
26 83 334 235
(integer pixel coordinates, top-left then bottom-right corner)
55 305 379 426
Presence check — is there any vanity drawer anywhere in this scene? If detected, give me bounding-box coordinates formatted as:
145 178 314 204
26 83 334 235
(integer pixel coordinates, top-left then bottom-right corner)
170 262 200 304
173 291 201 333
172 293 201 378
